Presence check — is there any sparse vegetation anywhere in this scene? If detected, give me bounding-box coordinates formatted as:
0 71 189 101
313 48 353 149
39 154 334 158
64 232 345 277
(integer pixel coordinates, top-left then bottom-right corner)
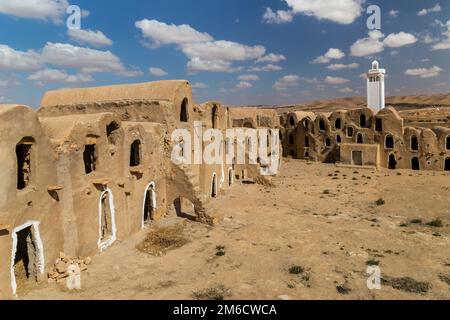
366 258 380 266
193 285 232 300
375 198 386 206
336 284 351 295
289 265 304 275
136 224 188 256
438 275 450 287
216 245 226 256
426 218 443 228
382 276 431 294
410 219 422 224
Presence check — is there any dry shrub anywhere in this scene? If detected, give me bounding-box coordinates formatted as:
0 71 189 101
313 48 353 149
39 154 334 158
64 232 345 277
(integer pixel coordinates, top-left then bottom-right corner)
136 224 189 256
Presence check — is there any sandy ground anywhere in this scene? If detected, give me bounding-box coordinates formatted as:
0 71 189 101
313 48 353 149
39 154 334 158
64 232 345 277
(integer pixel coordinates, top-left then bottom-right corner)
22 160 450 300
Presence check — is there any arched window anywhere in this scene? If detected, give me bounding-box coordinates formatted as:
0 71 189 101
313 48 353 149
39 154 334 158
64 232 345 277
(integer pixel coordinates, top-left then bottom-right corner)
289 116 295 126
289 134 294 145
325 138 332 147
130 140 141 167
180 98 189 122
446 136 450 150
106 121 120 145
385 135 394 149
388 154 397 170
411 136 419 151
357 133 364 144
336 135 342 144
375 118 383 132
83 144 97 174
335 118 342 130
319 119 325 131
360 114 367 128
16 137 34 190
347 127 354 137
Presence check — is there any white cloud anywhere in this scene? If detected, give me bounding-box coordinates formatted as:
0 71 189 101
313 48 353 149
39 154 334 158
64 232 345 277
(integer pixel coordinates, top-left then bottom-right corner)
236 81 253 89
41 42 140 76
149 67 168 76
405 66 443 78
350 30 385 56
238 74 259 81
383 32 417 48
274 74 299 91
135 19 213 48
339 87 354 93
0 0 69 23
0 44 42 71
67 29 113 47
327 63 359 71
389 10 399 17
191 82 208 89
181 40 265 62
432 20 450 50
27 68 93 84
285 0 363 24
256 53 286 63
312 48 345 64
324 76 350 84
187 57 235 73
248 64 282 72
418 3 441 16
262 7 294 24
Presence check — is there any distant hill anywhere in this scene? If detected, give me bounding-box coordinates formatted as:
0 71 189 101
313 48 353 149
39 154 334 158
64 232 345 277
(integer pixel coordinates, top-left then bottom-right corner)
227 93 450 114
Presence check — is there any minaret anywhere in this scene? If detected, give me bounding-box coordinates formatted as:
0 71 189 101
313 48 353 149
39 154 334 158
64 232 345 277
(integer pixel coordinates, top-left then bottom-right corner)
366 60 386 111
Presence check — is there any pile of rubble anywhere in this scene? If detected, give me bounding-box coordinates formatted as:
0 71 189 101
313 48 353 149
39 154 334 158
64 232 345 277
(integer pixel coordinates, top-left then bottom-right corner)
48 252 91 284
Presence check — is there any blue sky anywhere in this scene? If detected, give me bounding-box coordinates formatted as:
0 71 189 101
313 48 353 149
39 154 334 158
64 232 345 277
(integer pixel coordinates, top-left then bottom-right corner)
0 0 449 108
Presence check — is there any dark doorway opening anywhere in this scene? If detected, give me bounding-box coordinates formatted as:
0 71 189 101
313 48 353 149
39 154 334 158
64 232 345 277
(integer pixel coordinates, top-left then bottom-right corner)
352 151 363 166
347 127 354 137
319 120 325 131
211 175 217 198
446 136 450 150
212 105 218 128
336 135 342 144
411 157 420 170
360 114 367 128
357 133 364 144
83 144 97 174
13 226 38 294
388 154 397 170
16 139 33 190
325 138 332 147
130 140 141 167
335 118 342 129
445 158 450 171
180 98 189 122
289 134 294 145
305 136 310 147
375 118 383 132
289 116 295 126
100 192 113 243
228 169 233 186
106 121 120 145
143 186 155 225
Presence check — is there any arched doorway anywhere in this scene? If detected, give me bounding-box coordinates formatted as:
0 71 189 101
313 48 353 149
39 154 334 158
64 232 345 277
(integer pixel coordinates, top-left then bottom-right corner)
142 182 156 228
388 154 397 170
211 173 217 198
411 157 420 170
180 98 189 122
357 133 364 144
10 221 44 297
98 188 117 252
360 114 367 128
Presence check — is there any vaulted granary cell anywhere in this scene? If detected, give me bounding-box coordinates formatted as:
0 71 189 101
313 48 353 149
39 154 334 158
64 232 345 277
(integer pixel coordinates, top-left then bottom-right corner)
325 138 332 147
289 116 295 126
411 136 419 151
180 98 189 122
106 121 120 145
411 157 420 170
130 140 141 167
83 144 97 174
335 118 342 130
388 154 397 170
16 137 34 190
336 135 342 144
385 135 394 149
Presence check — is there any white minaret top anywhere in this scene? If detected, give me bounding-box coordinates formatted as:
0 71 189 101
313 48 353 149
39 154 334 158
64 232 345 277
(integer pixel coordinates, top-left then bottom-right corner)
366 60 386 111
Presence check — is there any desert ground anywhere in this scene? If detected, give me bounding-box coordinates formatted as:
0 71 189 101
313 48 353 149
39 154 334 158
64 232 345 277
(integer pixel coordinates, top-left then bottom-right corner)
21 160 450 300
